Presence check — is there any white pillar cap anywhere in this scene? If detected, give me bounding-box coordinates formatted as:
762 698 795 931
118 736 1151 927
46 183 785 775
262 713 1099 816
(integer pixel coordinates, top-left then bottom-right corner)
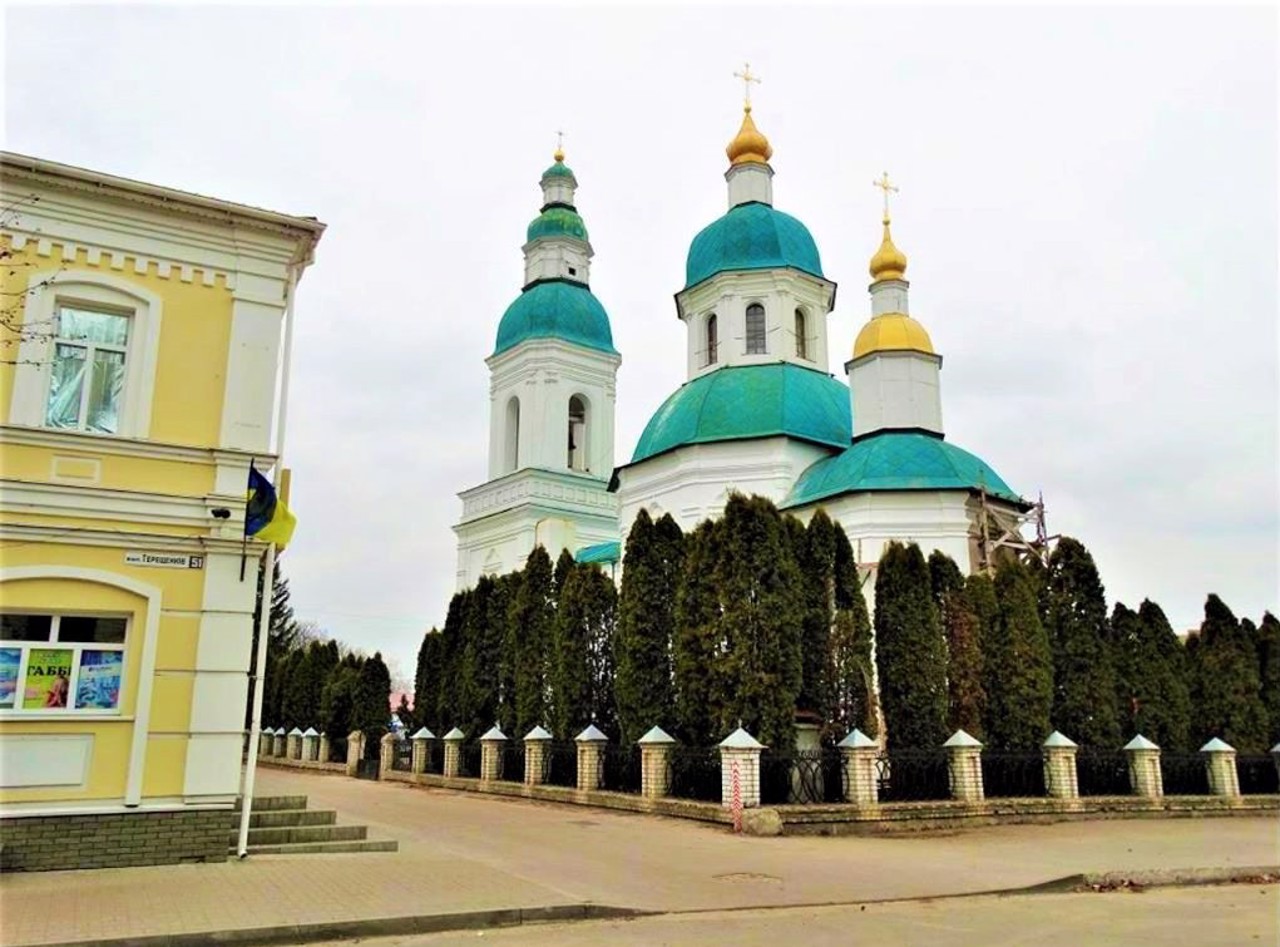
411 727 435 740
1199 737 1235 753
1123 734 1160 751
638 726 676 745
302 727 319 737
288 727 304 736
1043 731 1078 748
524 725 553 741
443 727 466 740
837 728 878 749
719 727 765 750
575 724 609 743
943 729 982 748
480 725 507 742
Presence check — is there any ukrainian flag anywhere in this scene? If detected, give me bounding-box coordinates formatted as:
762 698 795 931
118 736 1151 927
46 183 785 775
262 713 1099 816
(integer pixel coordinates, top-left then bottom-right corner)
246 463 296 548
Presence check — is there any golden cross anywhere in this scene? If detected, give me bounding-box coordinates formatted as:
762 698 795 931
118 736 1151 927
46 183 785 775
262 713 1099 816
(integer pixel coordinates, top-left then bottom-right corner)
733 62 761 107
556 130 565 151
872 171 899 219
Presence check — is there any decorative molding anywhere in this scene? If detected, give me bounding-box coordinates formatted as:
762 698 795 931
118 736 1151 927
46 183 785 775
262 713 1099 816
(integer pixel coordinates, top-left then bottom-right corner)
0 423 275 468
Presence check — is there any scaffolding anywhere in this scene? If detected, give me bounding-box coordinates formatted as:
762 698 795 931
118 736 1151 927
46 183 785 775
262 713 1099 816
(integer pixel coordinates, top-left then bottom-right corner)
973 488 1058 575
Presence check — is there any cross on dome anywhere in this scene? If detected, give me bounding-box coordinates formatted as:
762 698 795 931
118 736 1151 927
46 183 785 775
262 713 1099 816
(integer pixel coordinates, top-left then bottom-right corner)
873 171 899 222
733 62 761 109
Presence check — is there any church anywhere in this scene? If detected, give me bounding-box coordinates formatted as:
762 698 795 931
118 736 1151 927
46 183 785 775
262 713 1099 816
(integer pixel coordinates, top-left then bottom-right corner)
454 85 1031 594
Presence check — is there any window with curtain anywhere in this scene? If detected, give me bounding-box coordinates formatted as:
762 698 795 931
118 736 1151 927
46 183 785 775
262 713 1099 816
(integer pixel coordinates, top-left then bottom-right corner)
45 306 130 434
706 314 718 365
795 308 809 360
745 303 766 354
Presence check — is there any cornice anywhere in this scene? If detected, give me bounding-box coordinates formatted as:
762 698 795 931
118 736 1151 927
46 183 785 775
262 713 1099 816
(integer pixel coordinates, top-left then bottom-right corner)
0 424 275 468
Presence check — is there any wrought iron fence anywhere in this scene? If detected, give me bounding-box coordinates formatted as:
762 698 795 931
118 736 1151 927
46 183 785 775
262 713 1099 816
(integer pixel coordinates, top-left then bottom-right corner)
760 748 846 805
981 750 1047 798
875 749 951 802
667 746 721 802
1076 748 1131 796
1161 753 1210 795
599 744 642 793
425 739 444 774
460 742 482 778
544 741 578 788
391 738 413 772
1237 755 1280 795
328 735 348 764
500 743 525 783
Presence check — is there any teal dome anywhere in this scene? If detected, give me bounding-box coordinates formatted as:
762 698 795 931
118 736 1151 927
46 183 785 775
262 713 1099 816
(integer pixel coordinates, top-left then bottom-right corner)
543 161 576 180
783 431 1021 508
494 280 617 356
630 363 851 464
527 206 588 243
685 202 824 290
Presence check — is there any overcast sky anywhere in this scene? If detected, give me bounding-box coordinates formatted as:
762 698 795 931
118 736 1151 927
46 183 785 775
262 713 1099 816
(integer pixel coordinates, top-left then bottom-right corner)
5 4 1276 683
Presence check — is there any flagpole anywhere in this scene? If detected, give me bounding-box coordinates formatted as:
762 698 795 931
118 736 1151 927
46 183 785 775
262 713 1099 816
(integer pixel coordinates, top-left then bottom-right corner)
237 255 302 859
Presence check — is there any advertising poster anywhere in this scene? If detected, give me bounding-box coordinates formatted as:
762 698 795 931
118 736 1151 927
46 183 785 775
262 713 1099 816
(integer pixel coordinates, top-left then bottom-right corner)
76 650 123 710
23 648 73 709
0 648 19 709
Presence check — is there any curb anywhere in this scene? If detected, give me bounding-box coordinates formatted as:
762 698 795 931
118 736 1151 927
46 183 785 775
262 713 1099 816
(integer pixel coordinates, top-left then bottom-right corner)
25 904 648 947
1016 864 1280 894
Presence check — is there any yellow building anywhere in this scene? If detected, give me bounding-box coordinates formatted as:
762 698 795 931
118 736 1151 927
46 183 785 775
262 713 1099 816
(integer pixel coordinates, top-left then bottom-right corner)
0 153 323 870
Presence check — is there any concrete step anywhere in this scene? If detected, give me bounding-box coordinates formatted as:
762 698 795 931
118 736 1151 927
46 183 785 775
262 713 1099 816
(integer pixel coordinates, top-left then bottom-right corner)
233 795 308 813
230 824 368 847
234 839 399 855
248 808 338 829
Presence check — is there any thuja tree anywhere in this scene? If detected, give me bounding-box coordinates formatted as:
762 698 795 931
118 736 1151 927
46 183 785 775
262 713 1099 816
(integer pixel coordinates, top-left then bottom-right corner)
983 559 1053 749
435 590 469 731
495 571 523 733
319 656 361 741
712 494 804 750
1256 612 1280 745
352 651 392 757
509 546 555 737
830 526 876 739
929 551 986 738
1040 538 1120 748
615 510 685 744
673 519 724 746
414 629 443 734
1189 596 1268 752
550 562 618 739
874 542 947 749
1110 600 1191 749
796 510 838 723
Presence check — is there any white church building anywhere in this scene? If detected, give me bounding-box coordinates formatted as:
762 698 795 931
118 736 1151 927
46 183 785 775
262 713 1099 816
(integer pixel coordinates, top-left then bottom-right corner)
453 98 1029 591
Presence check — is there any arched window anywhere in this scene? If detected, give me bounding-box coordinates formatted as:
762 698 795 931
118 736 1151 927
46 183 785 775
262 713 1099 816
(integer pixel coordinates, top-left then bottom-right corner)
745 303 766 354
568 395 588 471
504 396 520 473
795 308 808 360
706 314 718 365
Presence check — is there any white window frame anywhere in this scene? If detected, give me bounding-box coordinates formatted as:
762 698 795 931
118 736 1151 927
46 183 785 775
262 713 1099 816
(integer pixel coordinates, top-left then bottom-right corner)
46 304 131 433
8 269 162 438
745 302 768 355
0 612 129 716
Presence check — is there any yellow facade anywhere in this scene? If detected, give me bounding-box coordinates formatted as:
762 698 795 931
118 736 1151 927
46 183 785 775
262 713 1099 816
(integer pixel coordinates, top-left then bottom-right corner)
0 152 323 814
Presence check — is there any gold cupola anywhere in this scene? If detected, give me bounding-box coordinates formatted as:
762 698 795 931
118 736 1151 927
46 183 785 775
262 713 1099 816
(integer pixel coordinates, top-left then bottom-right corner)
869 216 908 282
726 105 773 167
853 313 935 359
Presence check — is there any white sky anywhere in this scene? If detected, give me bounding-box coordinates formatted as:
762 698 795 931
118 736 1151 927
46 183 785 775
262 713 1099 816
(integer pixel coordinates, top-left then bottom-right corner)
4 3 1276 682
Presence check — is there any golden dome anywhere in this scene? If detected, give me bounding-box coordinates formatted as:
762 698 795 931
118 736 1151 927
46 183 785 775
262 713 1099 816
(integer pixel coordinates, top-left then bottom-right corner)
726 105 773 166
853 313 935 359
869 217 908 282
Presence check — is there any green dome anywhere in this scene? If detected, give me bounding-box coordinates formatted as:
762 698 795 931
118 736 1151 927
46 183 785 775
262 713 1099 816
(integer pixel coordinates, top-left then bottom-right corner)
543 161 576 180
685 202 824 290
783 431 1020 508
494 280 617 356
630 363 851 464
527 206 588 243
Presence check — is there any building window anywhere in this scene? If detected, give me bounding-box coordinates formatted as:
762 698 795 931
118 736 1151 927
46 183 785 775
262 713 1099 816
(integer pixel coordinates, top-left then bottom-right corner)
706 314 718 365
45 306 130 434
0 612 127 713
795 308 809 360
568 395 588 471
745 303 766 354
504 396 520 473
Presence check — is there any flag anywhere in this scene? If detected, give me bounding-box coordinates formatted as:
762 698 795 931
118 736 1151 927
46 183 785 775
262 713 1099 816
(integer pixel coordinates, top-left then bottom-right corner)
246 463 296 548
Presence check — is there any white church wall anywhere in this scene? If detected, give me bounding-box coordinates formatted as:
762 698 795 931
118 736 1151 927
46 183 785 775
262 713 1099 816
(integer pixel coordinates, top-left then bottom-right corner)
849 351 943 438
522 240 591 285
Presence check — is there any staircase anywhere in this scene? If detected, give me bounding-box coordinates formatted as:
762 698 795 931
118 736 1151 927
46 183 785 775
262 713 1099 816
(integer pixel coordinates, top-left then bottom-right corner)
230 795 398 856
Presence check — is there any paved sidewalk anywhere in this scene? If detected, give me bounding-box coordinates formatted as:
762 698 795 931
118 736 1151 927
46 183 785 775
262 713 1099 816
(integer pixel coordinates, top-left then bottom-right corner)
2 768 1276 946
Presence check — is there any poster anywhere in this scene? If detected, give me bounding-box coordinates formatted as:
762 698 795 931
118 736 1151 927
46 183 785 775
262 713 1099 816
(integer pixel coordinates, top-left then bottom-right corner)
0 648 19 709
76 650 123 710
23 648 73 709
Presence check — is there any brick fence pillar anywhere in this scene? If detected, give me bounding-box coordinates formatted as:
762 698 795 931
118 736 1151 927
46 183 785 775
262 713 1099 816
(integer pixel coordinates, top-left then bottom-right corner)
302 727 320 762
411 727 435 774
287 728 303 760
638 726 676 799
1124 734 1163 798
719 727 764 809
1201 738 1240 797
1272 742 1280 782
319 732 331 764
272 728 287 757
838 728 879 806
524 726 552 786
257 729 272 758
443 727 465 777
576 724 608 791
345 730 364 777
379 733 396 778
480 726 507 782
1042 731 1080 800
944 729 984 802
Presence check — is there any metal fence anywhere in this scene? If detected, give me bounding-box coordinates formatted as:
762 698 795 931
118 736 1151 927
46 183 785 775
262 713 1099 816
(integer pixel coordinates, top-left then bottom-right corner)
760 748 846 805
328 736 348 764
1161 753 1210 795
391 738 413 772
1076 748 1131 796
599 745 642 794
667 746 722 802
544 741 578 788
875 749 951 802
1238 755 1280 795
460 742 482 778
499 743 525 783
981 750 1047 799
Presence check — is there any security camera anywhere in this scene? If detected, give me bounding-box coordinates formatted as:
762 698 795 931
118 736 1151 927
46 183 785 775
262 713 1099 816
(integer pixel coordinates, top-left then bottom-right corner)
210 508 232 519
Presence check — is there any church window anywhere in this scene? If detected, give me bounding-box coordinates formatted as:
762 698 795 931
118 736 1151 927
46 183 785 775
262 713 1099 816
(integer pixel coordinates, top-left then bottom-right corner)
745 303 766 354
568 266 577 276
504 396 520 473
795 308 809 360
568 395 588 471
706 314 718 365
